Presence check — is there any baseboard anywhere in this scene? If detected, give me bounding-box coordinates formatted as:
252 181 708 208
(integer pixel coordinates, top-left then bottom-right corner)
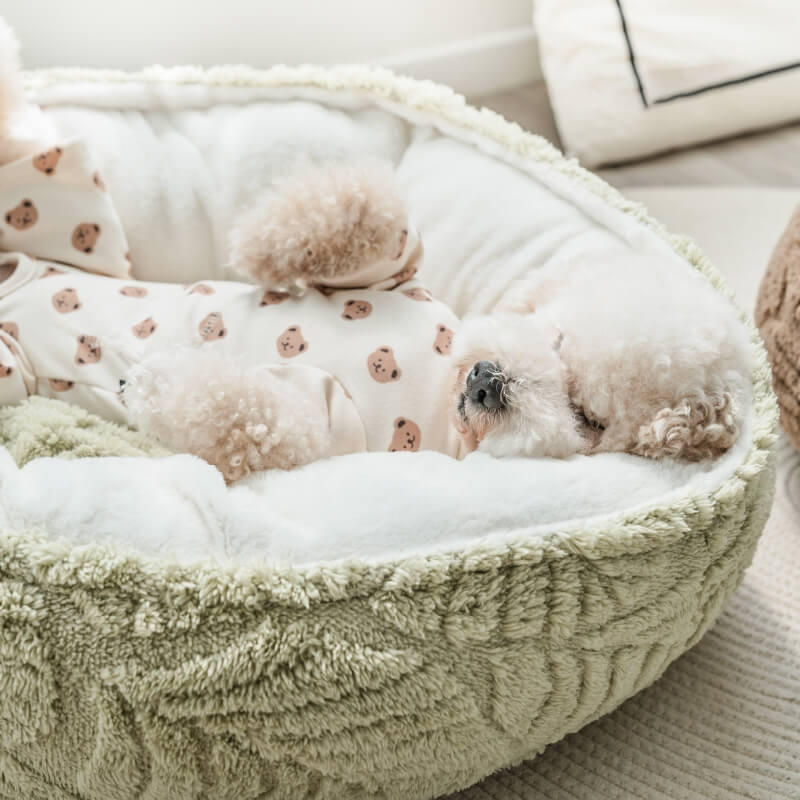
378 27 542 98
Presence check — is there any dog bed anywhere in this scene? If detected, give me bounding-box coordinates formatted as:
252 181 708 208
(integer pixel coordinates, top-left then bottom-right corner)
0 65 777 800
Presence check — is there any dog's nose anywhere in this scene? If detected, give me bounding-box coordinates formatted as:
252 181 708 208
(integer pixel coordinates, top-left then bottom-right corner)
466 361 505 410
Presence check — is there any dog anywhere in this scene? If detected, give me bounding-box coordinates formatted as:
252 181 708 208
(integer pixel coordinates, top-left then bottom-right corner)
452 255 751 461
0 18 751 483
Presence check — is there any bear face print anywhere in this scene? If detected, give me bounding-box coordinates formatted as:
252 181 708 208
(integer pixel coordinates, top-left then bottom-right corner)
48 378 74 392
260 289 290 306
32 147 63 175
41 266 65 278
402 287 432 302
199 312 227 341
5 199 38 231
433 324 453 355
71 223 101 254
367 346 402 383
75 335 101 365
119 285 147 298
189 284 215 296
93 171 106 191
132 317 157 339
388 417 421 452
51 288 81 313
390 263 417 287
0 322 19 341
0 364 12 377
276 326 308 357
341 299 373 320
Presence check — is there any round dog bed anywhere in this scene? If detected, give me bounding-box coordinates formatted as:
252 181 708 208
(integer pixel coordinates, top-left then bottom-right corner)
0 65 777 800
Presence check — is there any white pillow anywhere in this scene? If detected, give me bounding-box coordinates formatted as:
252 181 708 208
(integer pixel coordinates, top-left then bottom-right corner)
535 0 800 166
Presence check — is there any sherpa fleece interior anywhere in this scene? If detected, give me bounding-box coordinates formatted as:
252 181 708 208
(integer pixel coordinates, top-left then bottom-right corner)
0 75 754 566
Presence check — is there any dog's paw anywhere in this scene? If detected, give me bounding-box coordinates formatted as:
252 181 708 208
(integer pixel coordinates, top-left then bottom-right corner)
228 160 409 287
633 392 739 461
123 346 331 482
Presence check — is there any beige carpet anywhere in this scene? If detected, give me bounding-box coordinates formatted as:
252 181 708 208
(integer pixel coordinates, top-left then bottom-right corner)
447 434 799 799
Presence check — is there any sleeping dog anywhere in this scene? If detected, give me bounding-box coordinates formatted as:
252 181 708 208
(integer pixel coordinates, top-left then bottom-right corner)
0 17 751 483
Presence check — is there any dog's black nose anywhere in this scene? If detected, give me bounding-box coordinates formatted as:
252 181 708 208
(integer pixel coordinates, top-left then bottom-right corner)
466 361 505 410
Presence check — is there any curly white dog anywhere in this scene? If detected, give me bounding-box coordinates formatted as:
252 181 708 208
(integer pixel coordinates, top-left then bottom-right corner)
453 255 750 461
0 17 751 483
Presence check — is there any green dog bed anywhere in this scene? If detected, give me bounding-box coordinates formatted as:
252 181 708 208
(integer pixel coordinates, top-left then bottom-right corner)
0 65 777 799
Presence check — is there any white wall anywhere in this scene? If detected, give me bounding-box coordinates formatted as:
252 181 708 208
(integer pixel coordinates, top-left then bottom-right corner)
0 0 539 95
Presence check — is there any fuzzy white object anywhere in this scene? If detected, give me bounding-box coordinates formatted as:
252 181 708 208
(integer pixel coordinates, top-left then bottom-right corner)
453 251 752 461
229 159 412 290
123 346 334 483
0 18 56 165
197 159 751 471
0 434 748 566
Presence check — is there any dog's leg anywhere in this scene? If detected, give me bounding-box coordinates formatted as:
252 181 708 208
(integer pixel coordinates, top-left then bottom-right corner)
632 392 739 461
122 347 344 482
228 160 419 293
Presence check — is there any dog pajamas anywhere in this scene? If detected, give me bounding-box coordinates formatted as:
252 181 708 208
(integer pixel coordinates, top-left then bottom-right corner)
0 141 465 458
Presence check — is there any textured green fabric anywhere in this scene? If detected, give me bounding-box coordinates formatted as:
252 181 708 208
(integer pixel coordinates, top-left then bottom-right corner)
0 66 778 800
0 396 169 466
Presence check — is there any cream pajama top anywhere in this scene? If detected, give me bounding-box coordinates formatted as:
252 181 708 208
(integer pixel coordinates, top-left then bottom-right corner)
0 141 465 458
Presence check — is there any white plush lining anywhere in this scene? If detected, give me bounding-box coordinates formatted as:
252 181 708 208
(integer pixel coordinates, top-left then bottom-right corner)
0 70 753 566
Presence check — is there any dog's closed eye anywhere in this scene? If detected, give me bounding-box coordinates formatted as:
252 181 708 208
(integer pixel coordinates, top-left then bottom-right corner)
573 405 605 433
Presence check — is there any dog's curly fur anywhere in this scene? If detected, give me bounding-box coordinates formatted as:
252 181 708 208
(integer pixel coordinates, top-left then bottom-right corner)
123 347 331 483
453 253 750 461
450 314 587 458
229 160 409 287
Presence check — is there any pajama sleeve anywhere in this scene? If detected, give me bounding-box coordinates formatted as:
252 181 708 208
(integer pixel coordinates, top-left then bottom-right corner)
0 140 131 278
312 222 424 291
265 363 368 456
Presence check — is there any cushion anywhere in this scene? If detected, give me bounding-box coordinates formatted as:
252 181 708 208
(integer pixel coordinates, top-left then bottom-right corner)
0 64 777 799
756 204 800 449
535 0 800 166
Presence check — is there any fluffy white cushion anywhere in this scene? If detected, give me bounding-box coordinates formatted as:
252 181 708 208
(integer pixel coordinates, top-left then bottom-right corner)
535 0 800 166
0 439 748 566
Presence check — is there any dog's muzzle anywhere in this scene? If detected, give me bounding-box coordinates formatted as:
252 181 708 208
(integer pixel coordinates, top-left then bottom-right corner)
466 361 506 410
